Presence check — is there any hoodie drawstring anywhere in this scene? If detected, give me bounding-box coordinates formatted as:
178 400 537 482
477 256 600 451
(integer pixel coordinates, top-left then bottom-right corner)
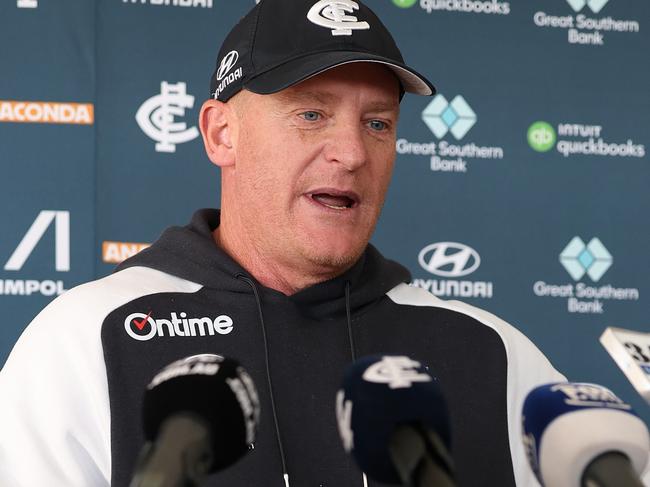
237 274 290 487
237 275 359 487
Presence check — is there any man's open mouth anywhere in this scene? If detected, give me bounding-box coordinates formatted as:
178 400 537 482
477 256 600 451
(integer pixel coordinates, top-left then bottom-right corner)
308 191 358 210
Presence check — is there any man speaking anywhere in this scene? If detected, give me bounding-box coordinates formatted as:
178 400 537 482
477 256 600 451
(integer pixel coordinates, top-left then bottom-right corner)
0 0 564 486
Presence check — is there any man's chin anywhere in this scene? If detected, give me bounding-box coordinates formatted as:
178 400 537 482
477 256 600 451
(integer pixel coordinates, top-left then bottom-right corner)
300 241 366 274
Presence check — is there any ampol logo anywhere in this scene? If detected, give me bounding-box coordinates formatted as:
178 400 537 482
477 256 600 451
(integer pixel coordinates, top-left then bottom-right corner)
566 0 608 13
1 211 69 296
418 242 480 277
422 94 477 140
125 311 234 341
135 81 199 153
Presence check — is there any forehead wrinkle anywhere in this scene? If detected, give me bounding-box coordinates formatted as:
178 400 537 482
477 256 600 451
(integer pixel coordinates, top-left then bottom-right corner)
275 88 342 107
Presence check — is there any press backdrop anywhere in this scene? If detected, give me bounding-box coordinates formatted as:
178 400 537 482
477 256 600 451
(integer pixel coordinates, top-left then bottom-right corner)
1 0 648 426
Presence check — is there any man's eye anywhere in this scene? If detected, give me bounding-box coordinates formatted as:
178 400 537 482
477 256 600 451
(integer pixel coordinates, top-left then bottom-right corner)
300 111 321 122
368 120 387 131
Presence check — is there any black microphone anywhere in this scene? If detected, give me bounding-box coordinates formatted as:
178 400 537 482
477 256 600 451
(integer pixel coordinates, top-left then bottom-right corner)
521 382 650 487
130 353 260 487
336 354 456 487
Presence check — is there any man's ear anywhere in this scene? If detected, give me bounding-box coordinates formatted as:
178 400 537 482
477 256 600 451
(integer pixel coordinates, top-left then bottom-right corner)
199 99 236 167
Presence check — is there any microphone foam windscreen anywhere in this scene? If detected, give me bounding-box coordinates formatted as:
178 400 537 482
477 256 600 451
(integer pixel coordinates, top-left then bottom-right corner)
522 382 650 487
143 353 260 472
337 354 450 483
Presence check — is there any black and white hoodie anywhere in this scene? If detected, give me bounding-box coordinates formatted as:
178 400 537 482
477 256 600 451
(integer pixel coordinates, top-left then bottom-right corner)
0 209 565 487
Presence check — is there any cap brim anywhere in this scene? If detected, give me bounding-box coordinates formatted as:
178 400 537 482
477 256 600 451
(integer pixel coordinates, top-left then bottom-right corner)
244 51 435 97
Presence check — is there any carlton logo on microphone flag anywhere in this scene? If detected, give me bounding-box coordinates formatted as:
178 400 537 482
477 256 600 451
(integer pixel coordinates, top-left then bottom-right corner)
124 311 234 341
135 81 199 153
362 356 432 389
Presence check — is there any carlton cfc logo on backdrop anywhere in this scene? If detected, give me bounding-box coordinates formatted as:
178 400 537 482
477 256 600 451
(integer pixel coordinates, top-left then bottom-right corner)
1 211 69 297
307 0 370 36
124 311 234 341
135 81 199 153
418 242 480 278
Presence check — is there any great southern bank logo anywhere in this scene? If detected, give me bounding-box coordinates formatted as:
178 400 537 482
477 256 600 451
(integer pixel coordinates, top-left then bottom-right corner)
533 237 639 314
136 81 199 153
125 311 234 341
397 93 504 173
533 1 639 46
566 0 608 13
412 241 493 298
560 237 612 282
422 95 476 140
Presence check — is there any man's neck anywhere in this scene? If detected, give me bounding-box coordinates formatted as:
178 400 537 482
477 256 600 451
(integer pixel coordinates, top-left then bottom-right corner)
212 225 343 296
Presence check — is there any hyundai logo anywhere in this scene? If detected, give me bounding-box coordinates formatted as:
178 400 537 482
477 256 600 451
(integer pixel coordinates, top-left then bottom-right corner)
418 242 481 277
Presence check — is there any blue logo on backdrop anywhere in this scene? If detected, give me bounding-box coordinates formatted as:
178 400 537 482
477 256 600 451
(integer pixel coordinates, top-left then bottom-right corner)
422 95 476 140
560 237 612 282
396 93 504 173
566 0 608 14
533 237 640 314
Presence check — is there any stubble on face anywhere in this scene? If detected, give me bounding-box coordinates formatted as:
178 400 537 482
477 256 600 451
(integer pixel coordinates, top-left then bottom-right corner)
218 64 400 292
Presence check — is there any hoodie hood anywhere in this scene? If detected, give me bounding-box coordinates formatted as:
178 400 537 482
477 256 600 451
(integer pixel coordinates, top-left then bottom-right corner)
117 208 411 319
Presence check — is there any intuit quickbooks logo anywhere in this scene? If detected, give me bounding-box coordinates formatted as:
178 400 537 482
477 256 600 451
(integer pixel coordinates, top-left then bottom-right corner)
566 0 608 14
422 95 476 140
526 120 645 158
396 94 504 173
392 0 418 7
532 237 639 314
560 237 612 282
527 121 556 152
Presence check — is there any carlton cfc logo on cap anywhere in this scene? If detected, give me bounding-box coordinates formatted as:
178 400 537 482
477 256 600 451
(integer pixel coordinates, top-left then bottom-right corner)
307 0 371 36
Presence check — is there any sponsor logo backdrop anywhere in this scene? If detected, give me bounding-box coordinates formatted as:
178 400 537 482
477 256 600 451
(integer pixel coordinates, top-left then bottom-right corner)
1 0 648 426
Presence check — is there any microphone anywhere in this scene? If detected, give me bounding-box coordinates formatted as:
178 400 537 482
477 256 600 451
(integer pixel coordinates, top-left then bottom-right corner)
600 327 650 405
336 354 456 487
130 353 260 487
521 382 650 487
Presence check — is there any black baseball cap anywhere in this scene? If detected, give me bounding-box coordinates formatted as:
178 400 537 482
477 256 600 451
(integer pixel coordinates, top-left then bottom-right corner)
209 0 435 102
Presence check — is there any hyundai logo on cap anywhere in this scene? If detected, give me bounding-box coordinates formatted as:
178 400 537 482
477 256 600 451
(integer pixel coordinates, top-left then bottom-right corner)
209 0 435 102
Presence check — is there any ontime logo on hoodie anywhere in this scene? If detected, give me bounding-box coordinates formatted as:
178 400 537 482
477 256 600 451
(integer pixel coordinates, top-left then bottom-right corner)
124 311 234 341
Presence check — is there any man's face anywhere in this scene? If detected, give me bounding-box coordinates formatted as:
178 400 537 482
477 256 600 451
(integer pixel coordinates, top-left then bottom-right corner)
227 62 400 274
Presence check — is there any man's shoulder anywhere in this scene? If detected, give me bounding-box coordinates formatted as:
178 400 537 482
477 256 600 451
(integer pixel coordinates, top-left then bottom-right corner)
22 267 202 340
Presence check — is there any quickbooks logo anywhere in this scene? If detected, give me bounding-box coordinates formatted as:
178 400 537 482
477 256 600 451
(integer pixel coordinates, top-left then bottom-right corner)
422 95 476 140
566 0 608 13
560 237 612 282
526 120 645 158
528 121 556 152
392 0 417 7
396 93 504 173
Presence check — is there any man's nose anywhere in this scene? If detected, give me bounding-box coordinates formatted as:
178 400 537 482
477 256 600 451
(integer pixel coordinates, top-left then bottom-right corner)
324 121 368 171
